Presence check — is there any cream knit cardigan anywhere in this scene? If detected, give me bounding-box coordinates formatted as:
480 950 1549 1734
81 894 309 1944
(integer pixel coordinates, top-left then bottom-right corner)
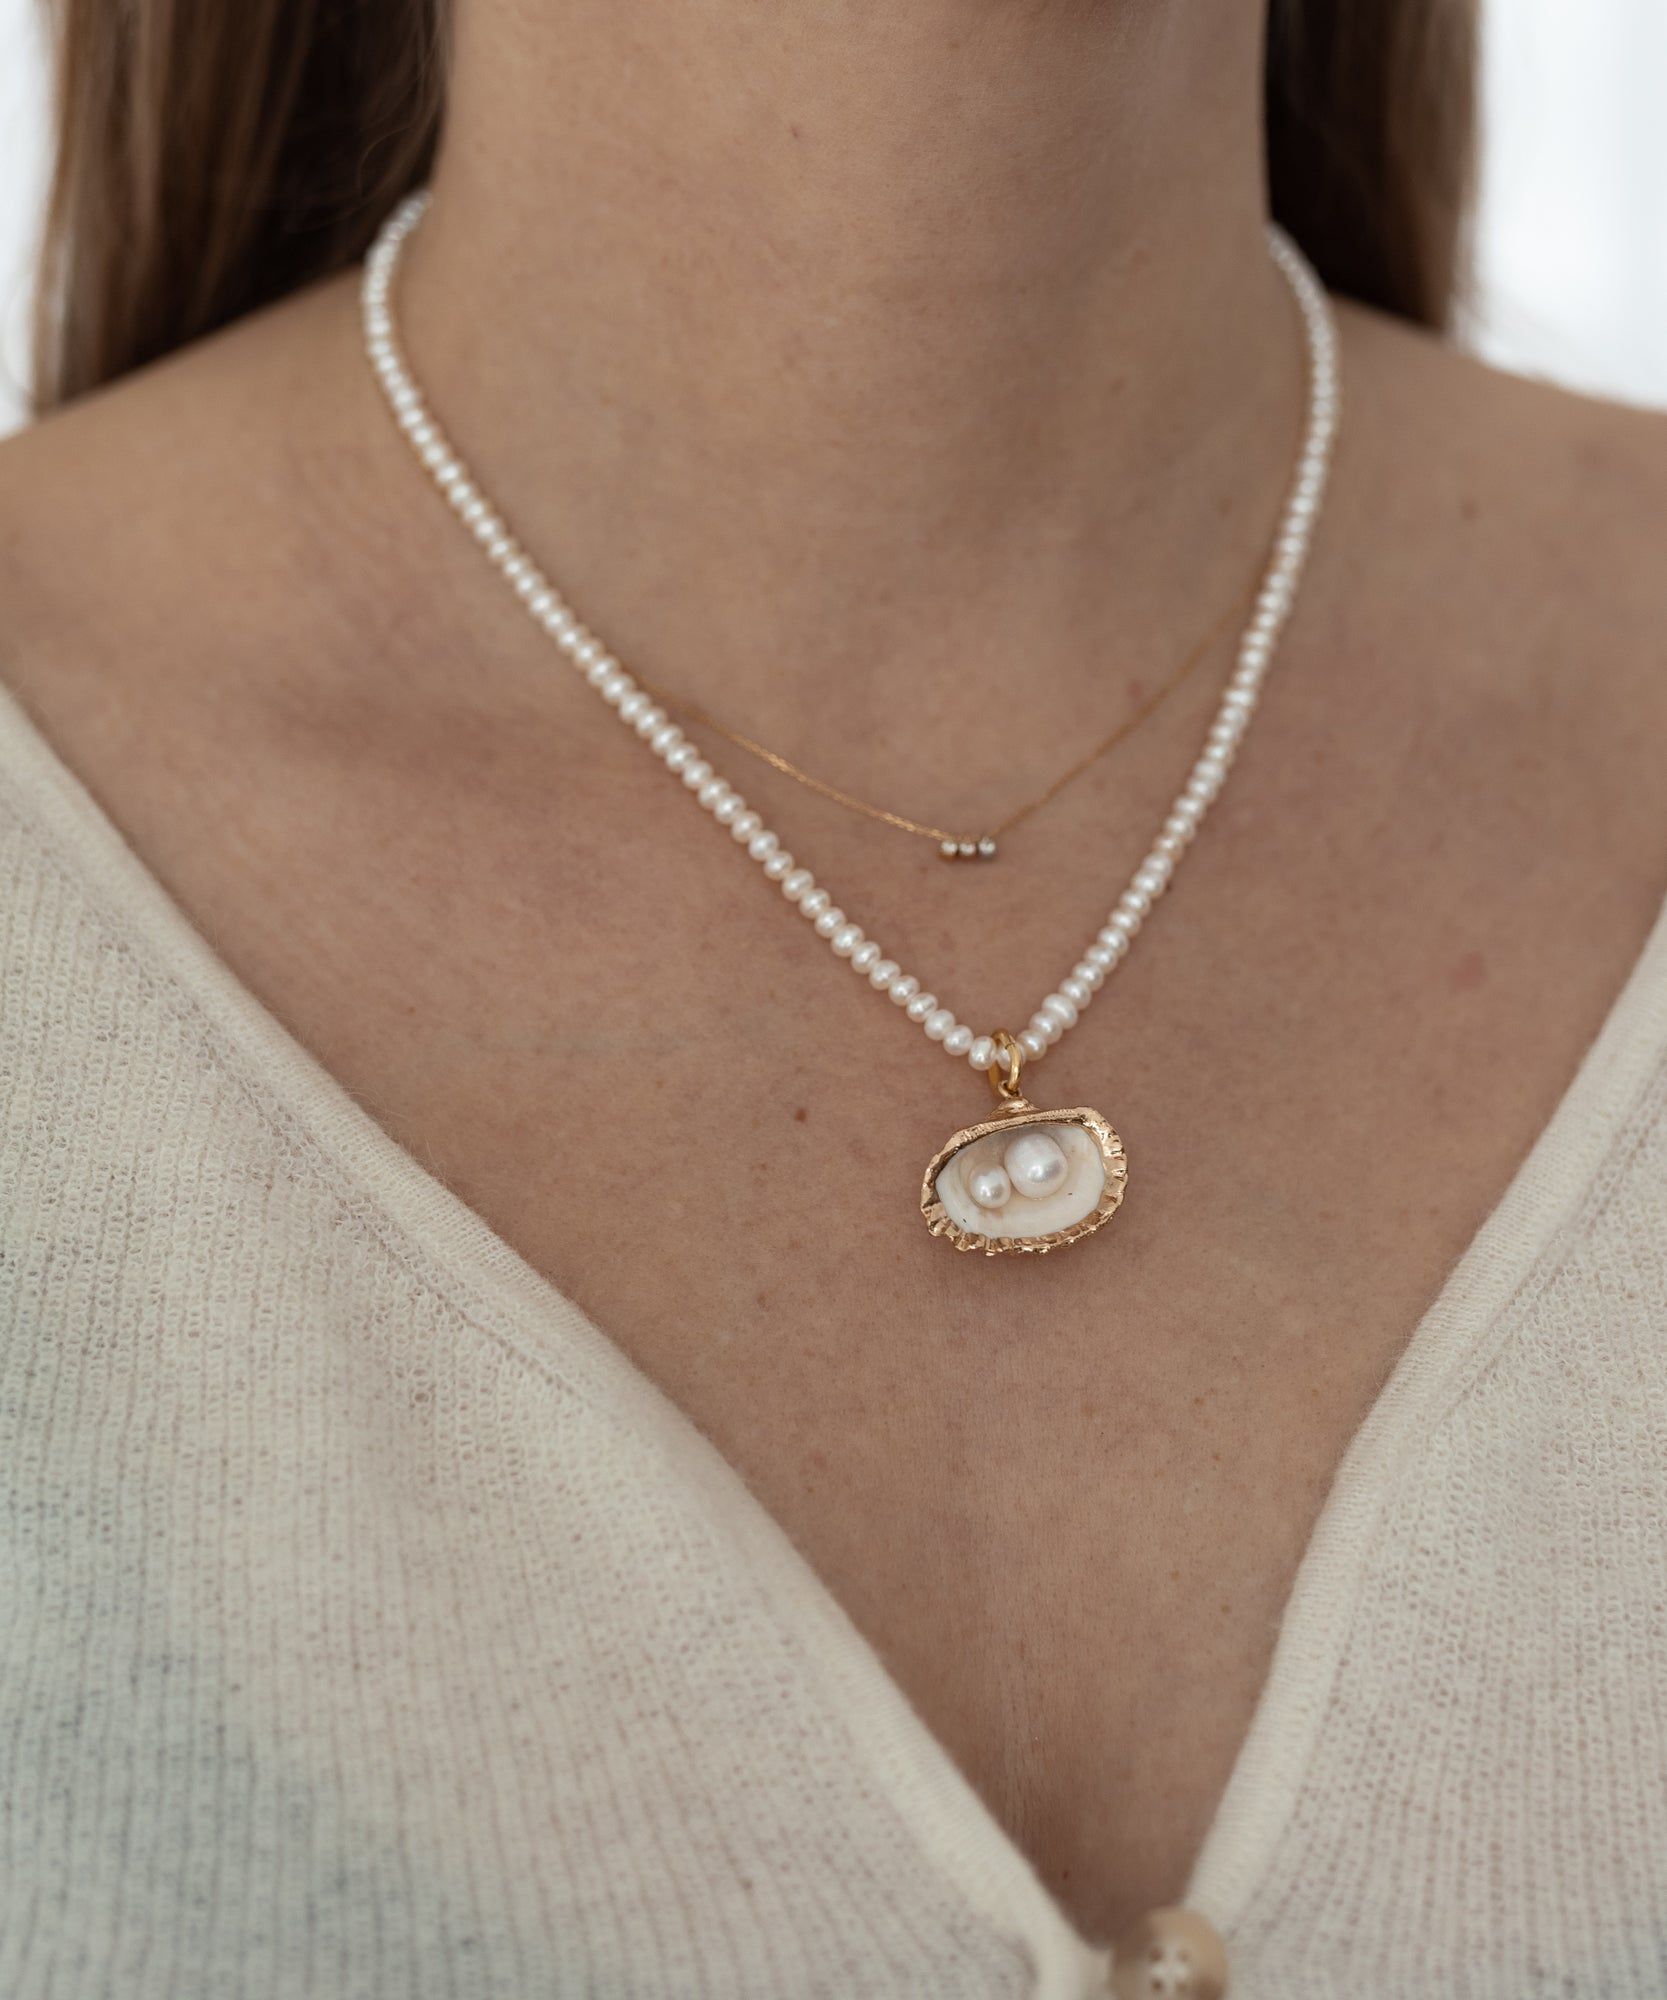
3 679 1666 2000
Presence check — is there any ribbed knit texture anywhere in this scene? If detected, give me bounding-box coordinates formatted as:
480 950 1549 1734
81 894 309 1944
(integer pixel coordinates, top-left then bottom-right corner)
2 677 1665 1999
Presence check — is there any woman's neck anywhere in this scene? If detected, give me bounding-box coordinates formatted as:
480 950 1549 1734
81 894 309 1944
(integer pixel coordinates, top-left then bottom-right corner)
401 0 1301 775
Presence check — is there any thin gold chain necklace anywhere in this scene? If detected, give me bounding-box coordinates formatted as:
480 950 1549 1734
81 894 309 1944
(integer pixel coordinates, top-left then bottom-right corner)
634 586 1248 861
363 193 1339 1258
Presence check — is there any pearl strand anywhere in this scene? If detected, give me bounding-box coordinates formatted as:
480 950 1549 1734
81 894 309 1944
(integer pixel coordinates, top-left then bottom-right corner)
361 195 1339 1073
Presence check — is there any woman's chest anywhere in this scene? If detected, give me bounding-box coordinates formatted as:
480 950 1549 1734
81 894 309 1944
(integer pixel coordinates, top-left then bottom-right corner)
19 595 1667 1940
118 709 1657 1942
12 773 1667 1995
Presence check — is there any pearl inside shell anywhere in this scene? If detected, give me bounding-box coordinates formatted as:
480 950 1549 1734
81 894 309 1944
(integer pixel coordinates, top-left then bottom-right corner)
1004 1130 1069 1197
928 1111 1114 1245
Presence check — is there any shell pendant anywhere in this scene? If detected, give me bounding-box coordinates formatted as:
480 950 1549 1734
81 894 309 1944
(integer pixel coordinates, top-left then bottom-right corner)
921 1033 1128 1256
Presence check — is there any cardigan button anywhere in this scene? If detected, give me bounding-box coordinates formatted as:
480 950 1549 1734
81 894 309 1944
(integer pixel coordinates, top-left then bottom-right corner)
1110 1906 1228 1999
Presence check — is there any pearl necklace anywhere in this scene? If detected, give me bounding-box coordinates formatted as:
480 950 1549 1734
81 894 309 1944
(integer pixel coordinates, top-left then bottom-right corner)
361 194 1340 1256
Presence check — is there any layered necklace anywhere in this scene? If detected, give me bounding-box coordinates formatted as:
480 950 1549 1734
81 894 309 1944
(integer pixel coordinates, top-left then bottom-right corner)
628 584 1249 863
362 194 1340 1258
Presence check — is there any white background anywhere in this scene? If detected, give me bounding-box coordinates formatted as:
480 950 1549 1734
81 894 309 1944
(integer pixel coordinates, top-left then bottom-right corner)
1 0 1665 429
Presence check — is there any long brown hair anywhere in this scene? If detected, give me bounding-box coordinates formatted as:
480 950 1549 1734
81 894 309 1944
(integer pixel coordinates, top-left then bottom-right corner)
31 0 1475 412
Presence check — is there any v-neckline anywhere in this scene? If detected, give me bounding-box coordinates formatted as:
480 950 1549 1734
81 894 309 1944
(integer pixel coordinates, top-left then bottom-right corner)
6 675 1667 1984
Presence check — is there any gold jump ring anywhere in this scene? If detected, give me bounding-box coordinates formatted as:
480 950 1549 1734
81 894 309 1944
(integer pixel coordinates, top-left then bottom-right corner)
987 1029 1026 1106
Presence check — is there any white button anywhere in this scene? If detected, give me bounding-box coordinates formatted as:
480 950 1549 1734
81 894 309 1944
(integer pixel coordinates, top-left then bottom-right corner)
1110 1907 1228 1999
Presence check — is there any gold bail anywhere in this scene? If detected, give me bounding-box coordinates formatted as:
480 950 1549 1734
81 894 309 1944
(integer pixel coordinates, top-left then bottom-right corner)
986 1029 1026 1106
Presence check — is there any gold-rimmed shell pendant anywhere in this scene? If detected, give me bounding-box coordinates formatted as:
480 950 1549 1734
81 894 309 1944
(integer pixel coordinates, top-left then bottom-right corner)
921 1031 1128 1255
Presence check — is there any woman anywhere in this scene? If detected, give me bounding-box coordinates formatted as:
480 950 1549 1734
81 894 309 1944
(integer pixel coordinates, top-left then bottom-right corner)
2 1 1664 1994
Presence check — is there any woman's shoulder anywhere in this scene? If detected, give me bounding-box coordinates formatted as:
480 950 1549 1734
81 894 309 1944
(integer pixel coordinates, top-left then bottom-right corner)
1339 295 1667 485
0 271 498 898
1331 300 1667 671
0 274 385 732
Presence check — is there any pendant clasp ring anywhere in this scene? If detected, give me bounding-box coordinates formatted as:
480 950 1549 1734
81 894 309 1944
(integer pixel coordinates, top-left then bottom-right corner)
986 1029 1026 1106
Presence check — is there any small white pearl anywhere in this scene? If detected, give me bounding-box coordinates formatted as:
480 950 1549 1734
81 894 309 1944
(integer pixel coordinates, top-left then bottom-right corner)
664 743 695 773
799 888 832 920
830 923 864 957
651 723 685 757
923 1008 955 1041
905 991 938 1024
968 1164 1012 1211
698 777 729 809
616 691 650 725
1018 1027 1048 1061
1004 1130 1069 1197
869 958 900 990
747 829 779 860
943 1024 974 1057
1030 1011 1063 1046
939 839 959 860
730 811 762 843
967 1035 997 1072
680 760 713 791
850 941 881 973
632 705 667 739
888 974 920 1005
782 869 815 902
1060 977 1091 1009
1039 993 1078 1030
762 850 794 881
977 836 998 860
712 794 744 826
813 905 846 937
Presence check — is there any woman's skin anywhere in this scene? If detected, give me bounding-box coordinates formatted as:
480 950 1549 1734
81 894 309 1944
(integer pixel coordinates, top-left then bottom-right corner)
3 0 1665 1941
